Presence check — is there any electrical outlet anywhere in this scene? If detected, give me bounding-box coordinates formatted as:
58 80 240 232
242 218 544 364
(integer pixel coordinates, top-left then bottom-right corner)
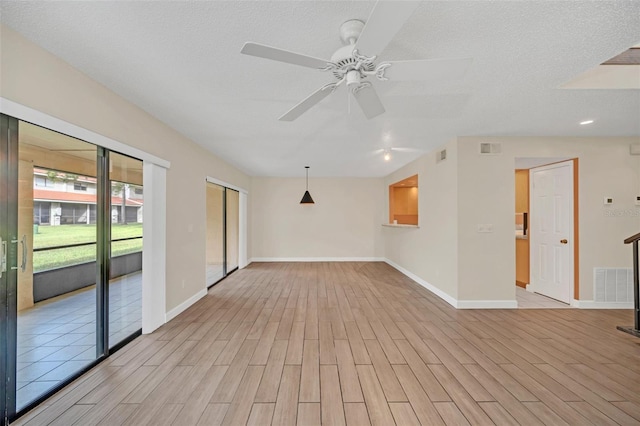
636 196 640 206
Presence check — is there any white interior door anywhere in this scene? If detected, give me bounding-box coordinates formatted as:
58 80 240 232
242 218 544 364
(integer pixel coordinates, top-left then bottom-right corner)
530 161 574 303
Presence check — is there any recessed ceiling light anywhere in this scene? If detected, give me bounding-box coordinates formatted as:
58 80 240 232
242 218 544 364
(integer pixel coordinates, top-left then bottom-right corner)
580 120 594 125
383 151 391 161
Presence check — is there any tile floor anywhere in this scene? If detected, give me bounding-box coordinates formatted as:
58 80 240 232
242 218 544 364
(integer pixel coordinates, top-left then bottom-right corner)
15 272 141 409
516 286 572 308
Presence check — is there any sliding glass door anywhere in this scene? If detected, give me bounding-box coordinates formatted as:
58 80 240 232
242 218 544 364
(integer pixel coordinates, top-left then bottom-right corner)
205 183 239 287
108 153 143 349
1 114 19 423
16 121 99 412
1 115 143 422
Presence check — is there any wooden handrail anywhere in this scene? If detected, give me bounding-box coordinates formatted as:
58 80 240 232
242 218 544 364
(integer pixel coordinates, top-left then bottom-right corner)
618 230 640 337
625 232 640 244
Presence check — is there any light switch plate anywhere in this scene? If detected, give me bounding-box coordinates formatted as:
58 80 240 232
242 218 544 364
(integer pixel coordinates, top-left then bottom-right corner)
477 224 494 233
604 197 613 205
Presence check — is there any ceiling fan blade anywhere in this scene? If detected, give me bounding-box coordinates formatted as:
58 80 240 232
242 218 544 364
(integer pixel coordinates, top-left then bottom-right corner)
392 147 423 153
354 1 419 57
352 84 385 119
279 85 335 121
241 42 331 69
383 57 473 82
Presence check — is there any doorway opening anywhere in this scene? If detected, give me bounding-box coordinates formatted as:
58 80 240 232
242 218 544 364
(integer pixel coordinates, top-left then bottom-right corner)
514 157 579 308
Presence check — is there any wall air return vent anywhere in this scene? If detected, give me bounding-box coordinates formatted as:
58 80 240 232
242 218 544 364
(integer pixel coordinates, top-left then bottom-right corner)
594 267 633 303
436 149 447 163
480 142 502 155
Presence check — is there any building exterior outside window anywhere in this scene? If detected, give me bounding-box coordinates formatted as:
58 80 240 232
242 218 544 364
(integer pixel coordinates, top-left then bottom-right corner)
32 167 143 225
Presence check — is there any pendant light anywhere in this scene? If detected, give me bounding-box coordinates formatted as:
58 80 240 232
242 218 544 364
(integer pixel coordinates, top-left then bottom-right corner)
300 166 315 204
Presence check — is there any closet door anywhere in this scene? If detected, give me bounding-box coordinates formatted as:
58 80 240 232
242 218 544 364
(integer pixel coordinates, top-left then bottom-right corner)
226 189 239 273
206 182 225 285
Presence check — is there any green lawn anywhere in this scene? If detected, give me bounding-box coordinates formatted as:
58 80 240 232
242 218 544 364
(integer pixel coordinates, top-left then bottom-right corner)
33 223 142 272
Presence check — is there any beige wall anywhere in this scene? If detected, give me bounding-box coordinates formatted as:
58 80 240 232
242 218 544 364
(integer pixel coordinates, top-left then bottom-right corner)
457 136 640 301
250 177 384 259
1 25 251 312
383 140 459 300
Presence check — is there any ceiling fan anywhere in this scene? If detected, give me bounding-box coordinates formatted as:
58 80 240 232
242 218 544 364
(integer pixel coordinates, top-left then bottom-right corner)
241 1 472 121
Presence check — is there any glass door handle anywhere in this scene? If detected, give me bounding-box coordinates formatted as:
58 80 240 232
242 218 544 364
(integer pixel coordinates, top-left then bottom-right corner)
0 238 6 278
20 234 27 272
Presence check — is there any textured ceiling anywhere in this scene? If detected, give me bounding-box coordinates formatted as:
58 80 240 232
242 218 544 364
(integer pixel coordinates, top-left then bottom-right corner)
1 1 639 177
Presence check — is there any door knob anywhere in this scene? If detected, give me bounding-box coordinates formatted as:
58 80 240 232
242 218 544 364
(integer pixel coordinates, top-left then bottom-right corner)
560 239 568 244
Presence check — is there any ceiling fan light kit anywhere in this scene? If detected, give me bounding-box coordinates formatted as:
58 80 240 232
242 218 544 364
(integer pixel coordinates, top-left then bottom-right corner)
241 1 472 121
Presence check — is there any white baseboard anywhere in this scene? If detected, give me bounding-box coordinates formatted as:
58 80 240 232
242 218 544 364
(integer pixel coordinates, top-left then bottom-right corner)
525 284 533 292
457 299 518 309
383 258 459 308
384 259 517 309
250 257 385 263
165 288 207 322
571 299 633 309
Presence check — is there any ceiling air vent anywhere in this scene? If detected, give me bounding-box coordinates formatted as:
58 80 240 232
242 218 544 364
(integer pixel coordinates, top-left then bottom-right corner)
436 149 447 163
480 142 502 155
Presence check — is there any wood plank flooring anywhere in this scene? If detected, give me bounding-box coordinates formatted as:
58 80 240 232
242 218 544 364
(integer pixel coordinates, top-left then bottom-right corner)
13 262 640 425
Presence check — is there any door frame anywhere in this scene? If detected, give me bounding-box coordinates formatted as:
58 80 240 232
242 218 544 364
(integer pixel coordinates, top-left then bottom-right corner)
528 158 579 302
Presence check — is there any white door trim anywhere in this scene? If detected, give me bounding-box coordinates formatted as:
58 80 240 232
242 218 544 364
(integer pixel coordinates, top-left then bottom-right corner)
206 176 248 194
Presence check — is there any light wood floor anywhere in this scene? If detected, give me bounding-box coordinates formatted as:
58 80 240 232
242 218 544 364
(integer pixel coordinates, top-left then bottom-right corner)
14 262 640 425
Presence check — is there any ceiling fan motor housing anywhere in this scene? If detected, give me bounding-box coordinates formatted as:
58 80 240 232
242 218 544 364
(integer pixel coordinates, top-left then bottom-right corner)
330 45 375 80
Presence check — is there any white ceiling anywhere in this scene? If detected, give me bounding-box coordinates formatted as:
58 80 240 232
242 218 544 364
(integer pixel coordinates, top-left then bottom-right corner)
1 1 639 177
